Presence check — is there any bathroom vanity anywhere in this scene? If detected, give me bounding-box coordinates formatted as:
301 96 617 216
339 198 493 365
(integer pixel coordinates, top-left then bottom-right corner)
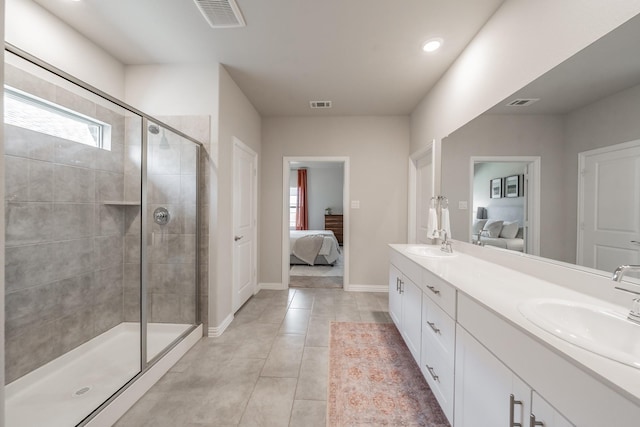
389 243 640 427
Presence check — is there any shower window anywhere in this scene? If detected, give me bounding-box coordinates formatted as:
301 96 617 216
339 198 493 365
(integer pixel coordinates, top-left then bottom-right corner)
4 85 111 149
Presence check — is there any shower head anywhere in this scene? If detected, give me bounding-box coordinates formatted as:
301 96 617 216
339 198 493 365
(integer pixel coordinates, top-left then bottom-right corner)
148 124 160 134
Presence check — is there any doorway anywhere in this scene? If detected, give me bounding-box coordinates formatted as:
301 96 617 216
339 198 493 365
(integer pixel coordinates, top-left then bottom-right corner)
577 140 640 272
232 138 258 312
470 156 540 255
282 157 350 290
408 141 438 243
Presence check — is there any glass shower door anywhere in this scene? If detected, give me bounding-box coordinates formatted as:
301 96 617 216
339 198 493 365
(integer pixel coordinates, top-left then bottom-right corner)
4 52 143 427
144 122 199 362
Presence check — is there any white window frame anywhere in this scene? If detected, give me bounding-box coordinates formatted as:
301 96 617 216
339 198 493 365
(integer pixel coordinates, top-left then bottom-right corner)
4 85 111 150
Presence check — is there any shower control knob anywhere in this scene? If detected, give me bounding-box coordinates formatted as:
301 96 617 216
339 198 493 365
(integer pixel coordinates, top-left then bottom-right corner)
153 207 171 225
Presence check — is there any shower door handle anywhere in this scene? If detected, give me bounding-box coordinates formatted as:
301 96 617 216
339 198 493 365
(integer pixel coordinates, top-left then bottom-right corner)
234 235 243 241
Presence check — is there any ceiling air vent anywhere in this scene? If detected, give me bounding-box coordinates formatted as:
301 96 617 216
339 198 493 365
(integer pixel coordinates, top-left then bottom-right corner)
193 0 246 28
506 98 540 107
310 101 332 109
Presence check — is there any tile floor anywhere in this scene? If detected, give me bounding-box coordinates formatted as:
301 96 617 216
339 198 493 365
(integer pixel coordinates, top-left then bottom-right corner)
115 288 391 427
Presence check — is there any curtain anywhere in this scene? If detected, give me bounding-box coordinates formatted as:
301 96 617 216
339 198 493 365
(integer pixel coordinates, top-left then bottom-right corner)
296 169 308 230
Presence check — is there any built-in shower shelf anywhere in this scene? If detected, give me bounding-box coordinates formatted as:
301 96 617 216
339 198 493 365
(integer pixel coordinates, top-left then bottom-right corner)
102 201 141 206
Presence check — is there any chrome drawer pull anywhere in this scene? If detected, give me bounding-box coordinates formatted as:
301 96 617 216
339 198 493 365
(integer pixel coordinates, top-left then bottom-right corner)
529 414 544 427
425 364 439 382
399 279 404 294
396 277 400 292
426 321 441 334
426 285 440 295
509 394 523 427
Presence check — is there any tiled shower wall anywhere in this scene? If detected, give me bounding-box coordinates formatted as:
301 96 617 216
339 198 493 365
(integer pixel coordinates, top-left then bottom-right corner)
3 64 208 383
4 64 130 383
123 117 208 326
153 116 211 332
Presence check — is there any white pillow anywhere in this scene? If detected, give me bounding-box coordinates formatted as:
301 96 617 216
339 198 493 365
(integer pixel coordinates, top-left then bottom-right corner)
482 220 504 238
500 221 519 239
472 219 488 235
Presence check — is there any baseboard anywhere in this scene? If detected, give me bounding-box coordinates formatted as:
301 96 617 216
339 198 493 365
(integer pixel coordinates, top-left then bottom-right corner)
207 313 234 337
258 282 287 290
346 284 388 292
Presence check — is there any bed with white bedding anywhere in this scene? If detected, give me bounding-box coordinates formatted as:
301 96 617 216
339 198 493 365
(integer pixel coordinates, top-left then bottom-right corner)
290 230 341 265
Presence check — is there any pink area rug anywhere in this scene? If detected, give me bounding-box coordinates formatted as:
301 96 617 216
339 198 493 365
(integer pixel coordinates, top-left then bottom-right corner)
328 322 450 426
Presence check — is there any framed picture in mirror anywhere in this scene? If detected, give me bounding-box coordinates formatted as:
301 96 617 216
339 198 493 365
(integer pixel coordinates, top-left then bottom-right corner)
490 178 502 198
505 175 520 198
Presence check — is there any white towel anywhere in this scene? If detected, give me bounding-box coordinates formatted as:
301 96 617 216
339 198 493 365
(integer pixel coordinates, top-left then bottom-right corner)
441 207 451 239
427 208 438 239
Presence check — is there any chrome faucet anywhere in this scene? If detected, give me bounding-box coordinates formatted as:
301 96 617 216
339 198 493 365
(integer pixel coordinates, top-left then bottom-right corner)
612 264 640 325
612 265 640 282
439 230 453 253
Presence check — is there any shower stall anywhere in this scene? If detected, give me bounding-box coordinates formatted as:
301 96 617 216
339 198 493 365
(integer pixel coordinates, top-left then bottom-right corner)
3 47 203 426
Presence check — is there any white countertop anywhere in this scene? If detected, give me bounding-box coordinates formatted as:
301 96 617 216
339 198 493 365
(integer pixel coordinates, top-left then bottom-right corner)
389 243 640 405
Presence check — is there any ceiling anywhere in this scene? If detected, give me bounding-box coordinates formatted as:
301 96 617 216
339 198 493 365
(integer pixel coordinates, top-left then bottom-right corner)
31 0 505 116
486 13 640 115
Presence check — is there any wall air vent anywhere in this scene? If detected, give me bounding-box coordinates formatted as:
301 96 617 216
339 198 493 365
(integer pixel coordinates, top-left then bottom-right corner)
506 98 540 107
310 101 332 109
193 0 246 28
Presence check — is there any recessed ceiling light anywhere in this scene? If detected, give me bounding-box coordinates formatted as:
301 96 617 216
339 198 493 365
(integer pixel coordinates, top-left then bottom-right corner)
422 38 443 53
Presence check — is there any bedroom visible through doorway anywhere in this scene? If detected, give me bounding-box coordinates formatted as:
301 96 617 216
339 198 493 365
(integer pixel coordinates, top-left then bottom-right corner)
283 158 348 289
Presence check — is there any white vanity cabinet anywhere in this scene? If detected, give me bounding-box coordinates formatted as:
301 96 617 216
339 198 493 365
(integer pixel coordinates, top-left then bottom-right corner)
456 293 638 427
389 245 640 427
531 392 574 427
388 264 403 326
455 326 572 427
421 292 456 421
454 326 529 427
388 260 422 363
420 269 457 422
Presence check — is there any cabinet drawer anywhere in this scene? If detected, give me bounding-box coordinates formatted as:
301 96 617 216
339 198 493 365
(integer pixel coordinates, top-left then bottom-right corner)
421 326 454 422
422 296 455 358
421 270 456 318
390 251 422 285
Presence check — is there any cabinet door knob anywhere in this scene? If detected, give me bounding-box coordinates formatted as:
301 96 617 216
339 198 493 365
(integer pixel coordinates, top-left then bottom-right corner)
509 394 523 427
529 414 544 427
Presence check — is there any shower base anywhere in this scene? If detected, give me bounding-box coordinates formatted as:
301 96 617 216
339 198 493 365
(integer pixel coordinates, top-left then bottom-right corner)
5 322 193 427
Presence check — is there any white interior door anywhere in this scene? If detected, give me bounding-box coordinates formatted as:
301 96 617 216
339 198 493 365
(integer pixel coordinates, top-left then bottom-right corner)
233 139 257 312
579 141 640 272
416 155 434 243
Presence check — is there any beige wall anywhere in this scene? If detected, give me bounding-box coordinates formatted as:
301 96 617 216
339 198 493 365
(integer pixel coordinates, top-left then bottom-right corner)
444 82 640 266
442 115 567 261
260 116 410 288
214 65 261 327
1 0 6 417
5 0 125 98
563 83 640 261
411 0 640 153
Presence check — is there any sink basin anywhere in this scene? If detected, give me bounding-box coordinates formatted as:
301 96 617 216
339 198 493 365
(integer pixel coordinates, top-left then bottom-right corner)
406 245 456 258
518 298 640 368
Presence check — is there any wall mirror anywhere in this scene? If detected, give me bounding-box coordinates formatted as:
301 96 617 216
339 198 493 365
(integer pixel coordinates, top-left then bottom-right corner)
441 13 640 277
